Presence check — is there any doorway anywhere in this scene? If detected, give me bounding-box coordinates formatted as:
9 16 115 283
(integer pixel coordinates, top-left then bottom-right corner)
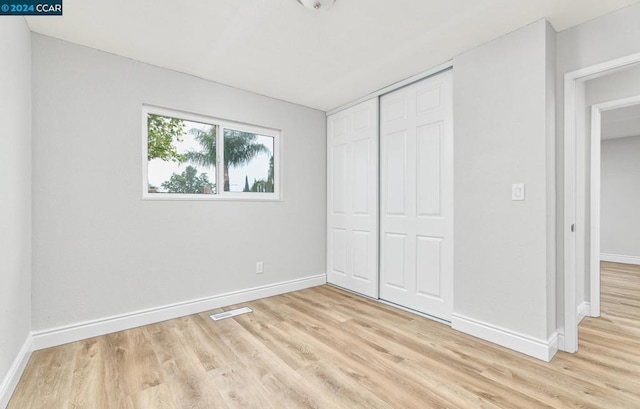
589 98 640 317
563 52 640 353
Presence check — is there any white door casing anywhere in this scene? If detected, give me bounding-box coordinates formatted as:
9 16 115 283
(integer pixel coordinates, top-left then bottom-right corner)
327 98 379 298
379 71 454 321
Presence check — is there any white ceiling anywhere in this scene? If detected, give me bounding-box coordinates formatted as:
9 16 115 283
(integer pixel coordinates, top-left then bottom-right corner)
601 103 640 140
26 0 640 111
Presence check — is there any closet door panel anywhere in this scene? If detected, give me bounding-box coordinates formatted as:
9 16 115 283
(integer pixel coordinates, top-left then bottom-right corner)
380 70 453 321
327 98 379 298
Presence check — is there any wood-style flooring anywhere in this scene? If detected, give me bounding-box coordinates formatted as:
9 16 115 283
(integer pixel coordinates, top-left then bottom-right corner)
8 262 640 408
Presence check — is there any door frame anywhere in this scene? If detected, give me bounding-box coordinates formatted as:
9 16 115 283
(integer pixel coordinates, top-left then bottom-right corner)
588 95 640 318
562 51 640 353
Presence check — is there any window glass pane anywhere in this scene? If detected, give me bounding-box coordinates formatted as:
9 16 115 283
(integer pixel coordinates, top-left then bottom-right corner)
223 129 275 193
147 114 217 194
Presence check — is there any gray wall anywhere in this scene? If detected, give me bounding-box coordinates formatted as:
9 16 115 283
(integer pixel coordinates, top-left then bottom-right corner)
555 2 640 330
31 34 327 331
0 18 32 392
453 20 555 341
601 135 640 259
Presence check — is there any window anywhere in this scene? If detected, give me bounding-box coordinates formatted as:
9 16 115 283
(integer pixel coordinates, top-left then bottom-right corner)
142 106 280 200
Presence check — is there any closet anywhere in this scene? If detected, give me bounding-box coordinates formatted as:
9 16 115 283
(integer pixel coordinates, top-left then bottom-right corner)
327 70 453 321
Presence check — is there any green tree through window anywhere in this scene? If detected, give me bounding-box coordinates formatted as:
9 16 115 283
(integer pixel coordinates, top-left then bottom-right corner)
161 166 215 194
145 108 279 198
182 127 271 192
147 114 185 162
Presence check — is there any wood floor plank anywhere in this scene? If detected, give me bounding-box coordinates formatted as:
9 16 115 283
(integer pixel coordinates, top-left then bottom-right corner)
208 360 274 409
7 262 640 408
9 344 77 409
297 359 394 409
338 316 553 409
279 304 482 408
68 337 112 409
213 317 333 409
128 383 173 409
175 314 237 372
102 327 164 397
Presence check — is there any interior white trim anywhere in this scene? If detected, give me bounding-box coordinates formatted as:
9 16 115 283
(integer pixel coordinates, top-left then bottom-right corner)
577 301 591 323
452 313 558 362
601 253 640 266
32 274 326 351
0 334 33 409
589 104 602 319
562 51 640 354
326 61 453 116
589 95 640 318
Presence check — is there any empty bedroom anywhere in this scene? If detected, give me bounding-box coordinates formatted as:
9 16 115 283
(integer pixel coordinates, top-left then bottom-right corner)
1 1 639 407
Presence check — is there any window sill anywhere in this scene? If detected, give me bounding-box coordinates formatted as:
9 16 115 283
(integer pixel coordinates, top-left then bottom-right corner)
141 193 282 202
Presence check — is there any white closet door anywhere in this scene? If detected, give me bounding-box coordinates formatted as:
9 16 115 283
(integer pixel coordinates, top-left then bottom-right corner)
327 98 378 298
380 71 453 321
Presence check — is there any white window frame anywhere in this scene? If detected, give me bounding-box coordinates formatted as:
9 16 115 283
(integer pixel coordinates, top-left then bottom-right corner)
142 105 281 201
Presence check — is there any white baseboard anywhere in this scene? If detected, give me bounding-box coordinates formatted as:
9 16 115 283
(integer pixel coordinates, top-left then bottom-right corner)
577 301 591 324
452 313 558 362
600 253 640 266
557 302 590 354
0 334 33 409
32 274 326 351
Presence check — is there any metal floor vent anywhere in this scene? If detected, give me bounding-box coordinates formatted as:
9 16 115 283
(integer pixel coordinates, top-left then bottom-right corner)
210 307 253 321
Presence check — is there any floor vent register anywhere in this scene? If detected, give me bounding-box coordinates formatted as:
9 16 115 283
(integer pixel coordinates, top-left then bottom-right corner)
210 307 253 321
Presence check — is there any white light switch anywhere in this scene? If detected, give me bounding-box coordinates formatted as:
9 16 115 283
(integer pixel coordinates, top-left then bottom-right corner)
512 184 525 201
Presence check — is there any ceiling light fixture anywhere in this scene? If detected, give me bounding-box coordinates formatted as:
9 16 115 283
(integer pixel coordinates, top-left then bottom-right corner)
297 0 336 11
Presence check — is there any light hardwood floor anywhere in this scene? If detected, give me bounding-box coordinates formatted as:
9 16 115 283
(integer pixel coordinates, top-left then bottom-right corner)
8 262 640 408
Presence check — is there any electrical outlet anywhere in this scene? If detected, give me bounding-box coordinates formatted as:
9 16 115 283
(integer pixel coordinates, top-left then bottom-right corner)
256 261 264 274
